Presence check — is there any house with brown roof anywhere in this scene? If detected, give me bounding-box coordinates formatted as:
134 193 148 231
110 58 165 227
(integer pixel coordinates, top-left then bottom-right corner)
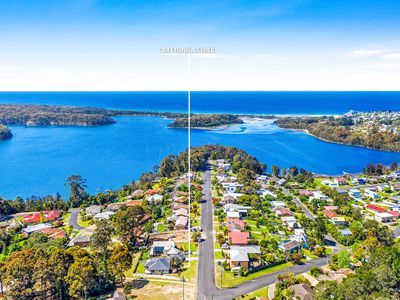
288 284 313 300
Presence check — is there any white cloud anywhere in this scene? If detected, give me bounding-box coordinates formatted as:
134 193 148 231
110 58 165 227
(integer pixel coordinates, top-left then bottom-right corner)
368 63 400 69
0 65 26 71
252 53 271 58
382 53 400 59
345 50 381 57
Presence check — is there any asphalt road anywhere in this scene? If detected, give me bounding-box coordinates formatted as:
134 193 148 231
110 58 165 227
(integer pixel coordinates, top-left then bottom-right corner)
282 187 315 220
196 170 334 299
68 208 83 230
210 256 330 300
197 168 219 299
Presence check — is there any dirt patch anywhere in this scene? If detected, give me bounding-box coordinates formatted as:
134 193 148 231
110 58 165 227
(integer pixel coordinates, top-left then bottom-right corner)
131 281 195 300
149 230 189 243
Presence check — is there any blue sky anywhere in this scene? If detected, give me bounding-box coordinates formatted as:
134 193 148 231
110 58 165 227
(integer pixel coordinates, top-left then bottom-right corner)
0 0 399 90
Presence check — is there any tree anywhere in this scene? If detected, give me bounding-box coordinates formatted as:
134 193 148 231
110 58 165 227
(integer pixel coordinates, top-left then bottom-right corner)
2 249 36 299
113 206 147 248
159 155 176 177
271 165 280 177
66 256 96 300
33 250 55 299
49 249 73 300
90 220 114 285
110 244 133 284
65 175 88 207
192 231 201 243
336 250 351 268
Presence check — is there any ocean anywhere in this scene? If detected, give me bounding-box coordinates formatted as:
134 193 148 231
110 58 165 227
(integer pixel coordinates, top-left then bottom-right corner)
1 91 400 198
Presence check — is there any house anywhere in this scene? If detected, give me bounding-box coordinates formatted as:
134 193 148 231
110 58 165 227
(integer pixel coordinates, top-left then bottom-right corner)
43 210 61 221
39 227 67 239
388 211 400 219
271 201 286 210
290 228 308 245
288 284 313 300
224 204 251 217
332 217 347 226
229 245 261 270
224 183 243 193
23 213 41 223
364 189 379 199
299 189 312 197
276 178 287 186
366 204 387 213
279 240 301 252
324 206 338 211
144 257 171 274
132 189 144 197
258 189 277 198
276 208 292 216
126 200 143 207
146 194 163 204
374 212 393 223
227 211 240 219
311 191 330 201
228 231 249 245
175 216 188 229
106 203 124 212
68 233 91 247
4 218 23 231
150 241 184 260
357 178 367 185
93 211 115 220
340 229 352 236
227 219 246 231
334 177 347 186
86 205 102 216
281 216 296 228
23 223 52 235
348 189 361 198
173 208 189 218
323 210 338 220
256 175 267 181
222 194 236 204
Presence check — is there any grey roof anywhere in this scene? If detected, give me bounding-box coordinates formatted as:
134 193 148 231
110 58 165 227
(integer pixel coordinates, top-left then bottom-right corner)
23 223 52 234
145 258 170 271
68 233 91 247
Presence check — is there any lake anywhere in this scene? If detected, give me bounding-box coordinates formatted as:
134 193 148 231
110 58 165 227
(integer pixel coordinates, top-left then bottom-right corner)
1 92 400 198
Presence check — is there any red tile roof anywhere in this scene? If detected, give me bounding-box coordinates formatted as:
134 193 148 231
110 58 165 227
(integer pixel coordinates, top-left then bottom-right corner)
366 204 387 213
44 210 61 221
324 206 338 211
126 200 143 206
228 231 249 245
299 189 312 196
323 210 338 219
23 213 41 223
388 211 400 218
276 208 292 216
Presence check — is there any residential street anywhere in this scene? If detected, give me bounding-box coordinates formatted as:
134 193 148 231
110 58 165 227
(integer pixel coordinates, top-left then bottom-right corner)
197 168 219 299
197 169 336 300
68 208 83 230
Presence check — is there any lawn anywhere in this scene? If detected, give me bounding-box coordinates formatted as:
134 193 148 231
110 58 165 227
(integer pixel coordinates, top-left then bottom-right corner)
302 249 318 259
62 213 71 225
125 252 141 277
182 260 197 283
157 223 168 232
216 262 293 288
77 216 93 228
215 250 224 260
237 287 269 300
136 262 145 274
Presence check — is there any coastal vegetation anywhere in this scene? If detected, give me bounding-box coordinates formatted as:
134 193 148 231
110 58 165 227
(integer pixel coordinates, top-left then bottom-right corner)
0 125 12 141
275 112 400 152
168 114 243 128
0 104 186 127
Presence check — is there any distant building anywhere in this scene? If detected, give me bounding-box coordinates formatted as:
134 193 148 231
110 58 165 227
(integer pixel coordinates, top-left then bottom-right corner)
86 205 102 216
144 257 170 274
23 223 52 235
23 213 41 223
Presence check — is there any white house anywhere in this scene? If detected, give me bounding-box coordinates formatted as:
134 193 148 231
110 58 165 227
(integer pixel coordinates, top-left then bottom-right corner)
364 189 379 199
271 201 286 210
374 212 393 223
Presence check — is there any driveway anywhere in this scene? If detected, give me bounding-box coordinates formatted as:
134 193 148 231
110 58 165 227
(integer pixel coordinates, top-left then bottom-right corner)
68 208 83 230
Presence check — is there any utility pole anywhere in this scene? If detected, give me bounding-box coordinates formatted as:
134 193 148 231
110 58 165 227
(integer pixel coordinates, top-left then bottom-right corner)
183 276 185 300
